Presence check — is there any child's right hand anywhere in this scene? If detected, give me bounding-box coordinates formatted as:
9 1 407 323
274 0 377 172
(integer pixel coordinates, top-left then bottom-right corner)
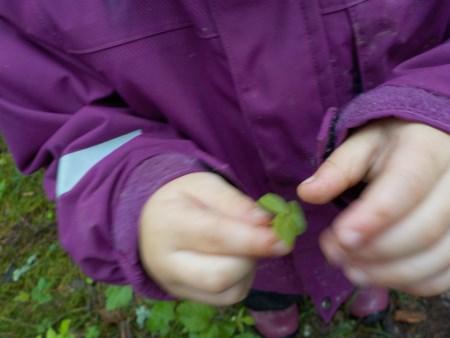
138 172 291 305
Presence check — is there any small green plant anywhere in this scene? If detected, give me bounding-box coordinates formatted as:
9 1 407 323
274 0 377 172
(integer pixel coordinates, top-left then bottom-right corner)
143 301 256 338
257 193 307 246
176 301 217 334
35 319 75 338
84 325 101 338
104 285 133 310
31 277 53 304
146 301 177 336
325 320 357 338
230 307 255 333
14 290 30 302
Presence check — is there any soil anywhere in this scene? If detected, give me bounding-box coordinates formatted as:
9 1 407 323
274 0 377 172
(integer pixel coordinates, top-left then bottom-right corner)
386 293 450 338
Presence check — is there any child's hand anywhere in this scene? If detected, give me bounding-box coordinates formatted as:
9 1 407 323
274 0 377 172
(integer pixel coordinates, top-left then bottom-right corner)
298 119 450 296
139 172 291 305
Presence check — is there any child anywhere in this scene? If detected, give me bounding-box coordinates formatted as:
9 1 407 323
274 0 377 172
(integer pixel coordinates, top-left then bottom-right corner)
1 2 449 337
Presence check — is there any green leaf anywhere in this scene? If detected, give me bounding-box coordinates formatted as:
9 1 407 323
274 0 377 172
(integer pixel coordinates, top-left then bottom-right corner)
200 326 220 338
218 322 236 337
147 301 176 336
31 277 53 304
47 242 58 253
257 194 307 245
37 319 52 334
46 210 55 221
200 324 236 338
241 316 255 326
135 305 150 329
59 319 71 335
14 291 30 302
288 201 307 234
176 301 216 333
271 213 293 246
45 328 58 338
104 285 133 311
85 325 101 338
257 193 289 214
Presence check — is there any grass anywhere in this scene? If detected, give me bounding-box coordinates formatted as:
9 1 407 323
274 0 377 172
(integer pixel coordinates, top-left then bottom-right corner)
0 140 101 337
0 138 421 338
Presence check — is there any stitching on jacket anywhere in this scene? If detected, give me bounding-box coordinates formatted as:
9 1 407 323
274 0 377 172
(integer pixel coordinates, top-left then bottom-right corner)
66 21 193 54
320 0 370 15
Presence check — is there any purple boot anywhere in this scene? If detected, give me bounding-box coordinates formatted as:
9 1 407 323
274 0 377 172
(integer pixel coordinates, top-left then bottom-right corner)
249 304 299 338
349 287 390 322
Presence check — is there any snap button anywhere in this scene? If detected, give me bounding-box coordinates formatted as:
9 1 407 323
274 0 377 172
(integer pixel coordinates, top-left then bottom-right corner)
321 297 332 310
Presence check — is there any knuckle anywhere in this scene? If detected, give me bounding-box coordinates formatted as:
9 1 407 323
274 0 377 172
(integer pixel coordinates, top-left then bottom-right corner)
202 271 233 293
370 200 398 224
219 192 256 215
203 231 226 252
400 167 428 197
220 285 249 306
209 213 227 231
247 232 273 255
196 214 227 250
417 216 449 250
236 197 259 213
419 222 444 249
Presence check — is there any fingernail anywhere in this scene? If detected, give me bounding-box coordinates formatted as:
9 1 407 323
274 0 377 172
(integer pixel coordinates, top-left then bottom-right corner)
272 241 292 256
302 175 316 185
249 208 271 221
338 228 364 248
346 267 370 286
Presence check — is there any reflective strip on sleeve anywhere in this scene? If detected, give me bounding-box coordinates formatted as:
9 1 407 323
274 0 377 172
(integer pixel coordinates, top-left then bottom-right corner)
56 129 142 197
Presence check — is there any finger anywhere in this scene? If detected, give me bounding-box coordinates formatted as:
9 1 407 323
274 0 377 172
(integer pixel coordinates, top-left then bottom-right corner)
340 171 450 261
167 251 254 293
182 173 271 225
170 273 254 306
298 128 380 204
172 202 291 257
333 142 442 248
343 230 450 288
176 277 253 306
319 228 349 267
400 268 450 297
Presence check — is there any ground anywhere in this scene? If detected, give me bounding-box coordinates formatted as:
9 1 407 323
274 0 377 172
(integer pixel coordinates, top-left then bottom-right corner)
0 140 449 338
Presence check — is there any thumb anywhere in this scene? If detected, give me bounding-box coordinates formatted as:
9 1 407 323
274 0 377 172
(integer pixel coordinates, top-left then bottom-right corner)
298 130 380 204
184 172 271 225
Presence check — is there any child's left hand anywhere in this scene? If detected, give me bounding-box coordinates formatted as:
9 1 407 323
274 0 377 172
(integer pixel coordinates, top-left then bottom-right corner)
298 118 450 296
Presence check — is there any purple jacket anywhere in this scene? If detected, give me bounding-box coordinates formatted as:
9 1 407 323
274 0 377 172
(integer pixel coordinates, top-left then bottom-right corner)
1 1 449 321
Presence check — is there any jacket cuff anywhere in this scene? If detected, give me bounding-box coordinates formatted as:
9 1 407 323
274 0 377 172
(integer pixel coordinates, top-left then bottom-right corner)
112 154 207 299
317 85 450 162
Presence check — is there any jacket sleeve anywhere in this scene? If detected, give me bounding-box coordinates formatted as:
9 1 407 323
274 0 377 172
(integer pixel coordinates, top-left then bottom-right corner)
0 19 236 299
318 38 450 161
